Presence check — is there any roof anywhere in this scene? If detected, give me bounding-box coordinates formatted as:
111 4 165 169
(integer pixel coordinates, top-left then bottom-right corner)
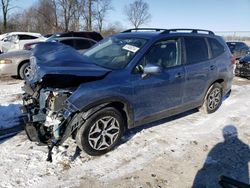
115 28 218 40
226 41 247 44
115 31 162 39
5 32 43 37
53 37 96 43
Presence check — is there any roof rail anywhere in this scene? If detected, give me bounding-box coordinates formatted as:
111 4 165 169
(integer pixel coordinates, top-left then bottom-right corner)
162 29 214 35
122 28 166 33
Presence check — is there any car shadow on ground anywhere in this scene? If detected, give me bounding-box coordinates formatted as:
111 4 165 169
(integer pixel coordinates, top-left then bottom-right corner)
71 91 233 161
70 108 200 161
0 104 24 144
192 125 250 187
121 108 199 145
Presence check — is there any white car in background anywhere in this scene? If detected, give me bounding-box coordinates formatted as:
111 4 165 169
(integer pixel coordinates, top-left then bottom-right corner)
0 32 46 53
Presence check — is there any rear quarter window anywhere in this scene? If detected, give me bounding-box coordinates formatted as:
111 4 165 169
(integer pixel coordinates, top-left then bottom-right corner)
184 37 209 64
208 38 225 58
18 35 38 40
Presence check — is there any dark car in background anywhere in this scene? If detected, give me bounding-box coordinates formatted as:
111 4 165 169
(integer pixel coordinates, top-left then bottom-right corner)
47 31 103 42
21 28 234 160
24 37 96 52
226 41 249 59
0 37 96 80
235 54 250 79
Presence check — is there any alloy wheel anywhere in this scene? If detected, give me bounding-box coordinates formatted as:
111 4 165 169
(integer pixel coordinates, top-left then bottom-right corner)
207 88 221 111
23 65 32 80
88 116 120 151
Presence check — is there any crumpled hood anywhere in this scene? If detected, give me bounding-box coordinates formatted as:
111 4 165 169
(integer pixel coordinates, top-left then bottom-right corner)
28 42 111 87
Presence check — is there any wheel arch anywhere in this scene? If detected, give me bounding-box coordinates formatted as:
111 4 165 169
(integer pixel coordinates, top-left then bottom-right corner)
79 97 134 130
202 78 224 105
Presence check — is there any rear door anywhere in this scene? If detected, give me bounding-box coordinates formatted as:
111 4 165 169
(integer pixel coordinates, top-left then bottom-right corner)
132 38 185 123
183 36 211 106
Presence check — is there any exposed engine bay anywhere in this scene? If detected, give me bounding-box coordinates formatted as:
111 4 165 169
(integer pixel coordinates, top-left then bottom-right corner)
21 83 83 161
21 42 113 161
22 85 73 143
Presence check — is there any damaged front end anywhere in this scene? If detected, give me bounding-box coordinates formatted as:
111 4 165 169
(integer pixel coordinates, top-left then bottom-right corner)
20 42 110 161
21 84 84 161
21 86 76 145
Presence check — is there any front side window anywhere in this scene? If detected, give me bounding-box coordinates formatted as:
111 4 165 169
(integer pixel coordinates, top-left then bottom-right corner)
141 39 180 69
185 37 209 64
83 37 147 70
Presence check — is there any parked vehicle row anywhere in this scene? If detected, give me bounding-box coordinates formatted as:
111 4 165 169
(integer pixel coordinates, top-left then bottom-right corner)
0 32 46 53
20 28 234 160
226 41 249 60
0 31 102 80
235 54 250 79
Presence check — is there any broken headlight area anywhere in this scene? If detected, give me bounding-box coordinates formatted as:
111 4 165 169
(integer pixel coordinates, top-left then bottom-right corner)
22 88 77 145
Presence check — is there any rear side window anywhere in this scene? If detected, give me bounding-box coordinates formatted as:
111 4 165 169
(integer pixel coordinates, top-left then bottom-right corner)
208 38 225 58
184 37 208 64
18 35 38 40
74 39 94 50
60 39 74 47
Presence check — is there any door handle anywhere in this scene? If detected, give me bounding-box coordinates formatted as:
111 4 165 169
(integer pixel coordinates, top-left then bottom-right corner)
175 72 184 78
210 65 216 70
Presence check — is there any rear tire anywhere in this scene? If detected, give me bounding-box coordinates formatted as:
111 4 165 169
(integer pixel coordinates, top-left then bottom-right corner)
19 62 31 80
200 83 222 114
76 107 125 156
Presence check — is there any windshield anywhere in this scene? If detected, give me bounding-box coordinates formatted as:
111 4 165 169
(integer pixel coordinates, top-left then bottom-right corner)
82 36 147 69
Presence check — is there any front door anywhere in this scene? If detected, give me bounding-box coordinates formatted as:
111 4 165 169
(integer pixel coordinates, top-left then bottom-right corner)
132 38 185 124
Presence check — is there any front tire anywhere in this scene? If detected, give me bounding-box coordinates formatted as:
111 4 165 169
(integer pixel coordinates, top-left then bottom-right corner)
200 83 223 114
76 107 125 156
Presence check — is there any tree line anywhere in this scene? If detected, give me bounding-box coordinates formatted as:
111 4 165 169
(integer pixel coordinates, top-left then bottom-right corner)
0 0 151 36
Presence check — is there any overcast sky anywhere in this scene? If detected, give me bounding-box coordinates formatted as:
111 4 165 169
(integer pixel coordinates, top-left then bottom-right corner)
13 0 250 32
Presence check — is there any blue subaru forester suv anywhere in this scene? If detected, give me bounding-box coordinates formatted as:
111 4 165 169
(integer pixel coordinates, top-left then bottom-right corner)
21 28 234 160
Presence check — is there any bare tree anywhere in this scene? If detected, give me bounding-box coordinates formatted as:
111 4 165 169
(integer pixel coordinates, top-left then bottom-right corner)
124 0 151 29
0 0 14 32
82 0 95 31
35 0 61 33
93 0 112 33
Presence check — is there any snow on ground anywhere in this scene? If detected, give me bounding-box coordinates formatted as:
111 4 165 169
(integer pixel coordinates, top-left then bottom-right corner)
0 77 249 188
0 78 23 129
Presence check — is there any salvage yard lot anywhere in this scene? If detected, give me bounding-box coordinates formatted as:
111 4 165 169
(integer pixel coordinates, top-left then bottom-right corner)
0 77 249 188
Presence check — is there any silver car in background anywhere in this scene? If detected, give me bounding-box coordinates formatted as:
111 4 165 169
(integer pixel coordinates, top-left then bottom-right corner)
0 37 97 80
0 50 31 79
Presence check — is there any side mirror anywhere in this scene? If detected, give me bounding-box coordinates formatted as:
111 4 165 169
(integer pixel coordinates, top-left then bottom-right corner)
142 63 162 79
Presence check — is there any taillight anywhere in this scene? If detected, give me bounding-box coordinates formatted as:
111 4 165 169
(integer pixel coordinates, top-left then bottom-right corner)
230 55 236 65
